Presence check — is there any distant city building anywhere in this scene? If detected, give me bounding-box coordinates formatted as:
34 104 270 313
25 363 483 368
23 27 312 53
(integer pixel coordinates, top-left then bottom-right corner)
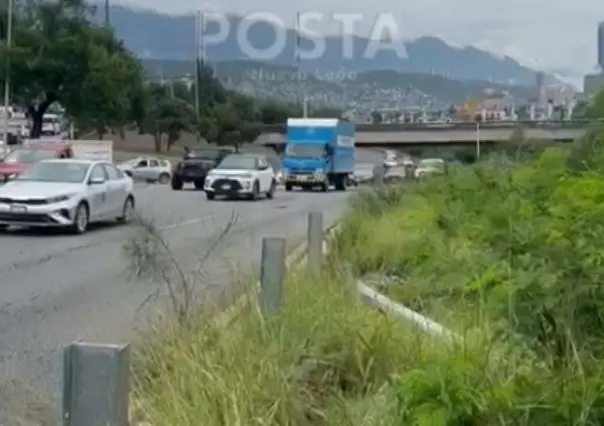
584 73 604 96
598 22 604 69
535 71 545 102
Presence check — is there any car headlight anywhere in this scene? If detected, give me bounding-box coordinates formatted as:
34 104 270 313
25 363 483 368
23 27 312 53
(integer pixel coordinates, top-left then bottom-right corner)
46 194 74 203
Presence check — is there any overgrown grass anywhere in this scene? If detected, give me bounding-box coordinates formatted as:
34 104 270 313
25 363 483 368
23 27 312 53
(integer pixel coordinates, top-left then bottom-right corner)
133 267 604 424
133 129 604 424
132 267 432 425
329 129 604 423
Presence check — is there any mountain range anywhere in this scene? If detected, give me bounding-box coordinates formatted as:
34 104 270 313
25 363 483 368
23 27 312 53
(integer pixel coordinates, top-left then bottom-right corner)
92 5 555 88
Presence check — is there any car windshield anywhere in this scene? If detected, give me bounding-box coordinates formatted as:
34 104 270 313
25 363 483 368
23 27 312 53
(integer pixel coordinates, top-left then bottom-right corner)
16 162 89 183
286 143 325 158
3 149 57 164
216 155 256 170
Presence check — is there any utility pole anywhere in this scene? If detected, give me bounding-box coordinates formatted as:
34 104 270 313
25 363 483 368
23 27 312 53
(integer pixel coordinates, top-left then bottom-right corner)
3 0 14 154
295 13 305 117
194 11 204 142
104 0 109 26
475 121 481 160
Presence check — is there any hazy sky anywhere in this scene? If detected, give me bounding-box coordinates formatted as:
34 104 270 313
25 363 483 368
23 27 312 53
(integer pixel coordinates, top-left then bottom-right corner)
120 0 602 79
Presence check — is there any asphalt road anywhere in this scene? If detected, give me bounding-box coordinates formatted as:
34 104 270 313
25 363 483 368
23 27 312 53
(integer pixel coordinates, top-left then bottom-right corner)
0 149 383 423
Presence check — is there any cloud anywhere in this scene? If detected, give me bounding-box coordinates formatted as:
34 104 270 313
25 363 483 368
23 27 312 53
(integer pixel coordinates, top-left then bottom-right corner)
118 0 603 75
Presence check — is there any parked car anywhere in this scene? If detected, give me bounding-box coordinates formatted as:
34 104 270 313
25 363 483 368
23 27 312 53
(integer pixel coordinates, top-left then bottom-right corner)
0 143 74 182
414 158 446 178
203 153 276 200
0 159 135 234
117 157 172 184
171 147 236 190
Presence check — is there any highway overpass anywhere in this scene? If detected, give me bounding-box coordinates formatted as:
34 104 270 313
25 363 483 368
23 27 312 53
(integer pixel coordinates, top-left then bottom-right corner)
255 120 591 147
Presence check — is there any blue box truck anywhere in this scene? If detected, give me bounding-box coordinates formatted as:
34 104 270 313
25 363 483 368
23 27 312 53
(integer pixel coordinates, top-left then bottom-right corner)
282 118 355 192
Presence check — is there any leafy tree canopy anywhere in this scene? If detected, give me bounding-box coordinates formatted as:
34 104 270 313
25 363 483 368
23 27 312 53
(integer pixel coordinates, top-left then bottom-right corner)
0 0 344 149
0 0 143 138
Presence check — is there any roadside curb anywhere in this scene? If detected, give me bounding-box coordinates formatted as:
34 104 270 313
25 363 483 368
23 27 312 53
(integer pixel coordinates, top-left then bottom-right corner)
326 224 458 344
356 281 459 343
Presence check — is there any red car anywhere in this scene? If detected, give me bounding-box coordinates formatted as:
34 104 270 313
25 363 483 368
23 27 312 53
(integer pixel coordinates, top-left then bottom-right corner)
0 144 73 181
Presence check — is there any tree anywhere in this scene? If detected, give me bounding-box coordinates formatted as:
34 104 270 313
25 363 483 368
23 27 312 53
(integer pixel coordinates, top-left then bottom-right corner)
199 102 260 147
371 110 382 123
259 101 290 124
587 89 604 119
141 83 197 152
0 0 144 138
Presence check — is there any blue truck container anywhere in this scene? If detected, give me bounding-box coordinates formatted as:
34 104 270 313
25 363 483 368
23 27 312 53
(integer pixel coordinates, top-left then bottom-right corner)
282 118 355 192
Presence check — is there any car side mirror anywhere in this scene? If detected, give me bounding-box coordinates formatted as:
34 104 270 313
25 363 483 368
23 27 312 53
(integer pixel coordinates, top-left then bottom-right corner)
89 176 105 185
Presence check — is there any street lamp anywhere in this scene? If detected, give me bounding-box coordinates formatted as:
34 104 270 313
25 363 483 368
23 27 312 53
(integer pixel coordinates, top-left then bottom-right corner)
3 0 14 154
474 113 481 161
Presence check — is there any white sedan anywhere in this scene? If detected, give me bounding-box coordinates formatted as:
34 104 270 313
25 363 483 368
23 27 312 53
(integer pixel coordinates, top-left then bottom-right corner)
117 156 172 184
0 159 135 234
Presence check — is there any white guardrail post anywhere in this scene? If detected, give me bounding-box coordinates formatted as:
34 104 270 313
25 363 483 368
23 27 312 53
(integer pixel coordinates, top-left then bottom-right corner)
307 212 324 271
259 237 287 315
63 342 130 426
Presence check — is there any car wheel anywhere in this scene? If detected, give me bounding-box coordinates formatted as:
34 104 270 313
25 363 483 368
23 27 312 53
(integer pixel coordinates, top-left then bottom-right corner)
266 179 276 199
70 202 89 234
158 173 170 184
117 196 135 224
0 224 8 231
205 191 215 200
285 183 293 191
251 181 260 200
194 180 204 190
171 177 183 190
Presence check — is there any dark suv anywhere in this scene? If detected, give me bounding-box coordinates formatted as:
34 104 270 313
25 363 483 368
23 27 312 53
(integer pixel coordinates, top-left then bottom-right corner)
171 147 236 190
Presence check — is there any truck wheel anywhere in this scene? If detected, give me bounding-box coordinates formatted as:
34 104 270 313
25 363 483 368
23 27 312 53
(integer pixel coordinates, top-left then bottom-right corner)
285 183 293 191
171 177 183 190
334 175 347 191
194 180 204 190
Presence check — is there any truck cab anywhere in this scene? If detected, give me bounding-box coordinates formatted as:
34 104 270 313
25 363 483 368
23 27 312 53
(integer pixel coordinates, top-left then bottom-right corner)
282 118 355 192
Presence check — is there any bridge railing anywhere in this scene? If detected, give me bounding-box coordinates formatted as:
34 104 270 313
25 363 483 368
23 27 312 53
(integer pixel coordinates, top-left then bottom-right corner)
260 119 600 133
